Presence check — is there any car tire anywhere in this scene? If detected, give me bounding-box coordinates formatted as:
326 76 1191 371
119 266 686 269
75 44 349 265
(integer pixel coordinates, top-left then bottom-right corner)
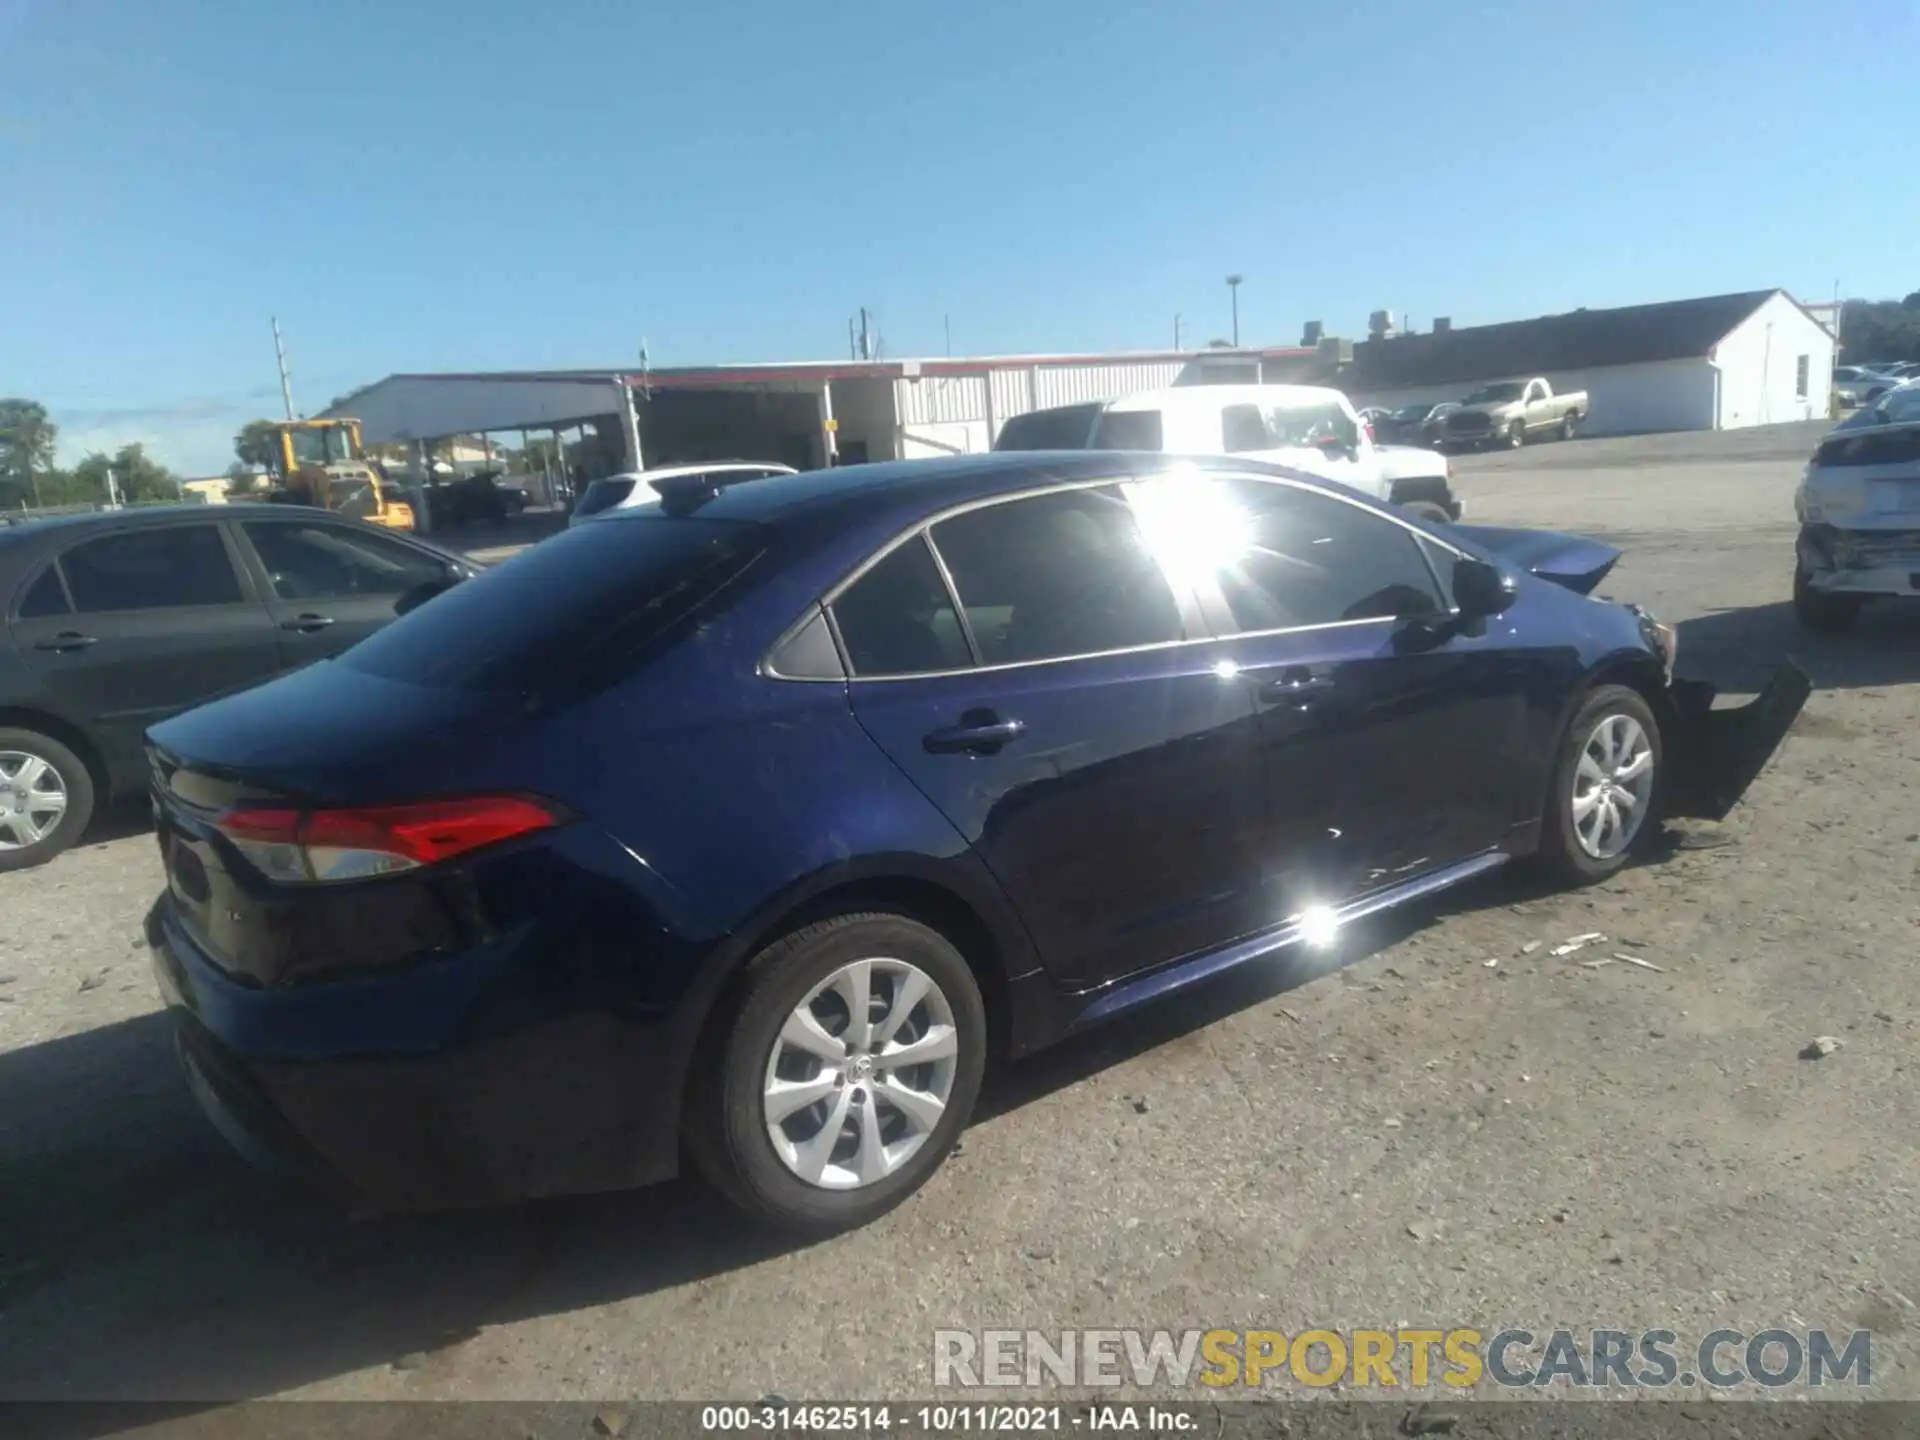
687 911 987 1234
1399 499 1452 525
1793 565 1863 633
1536 685 1663 886
1507 420 1526 448
1559 412 1578 441
0 727 97 872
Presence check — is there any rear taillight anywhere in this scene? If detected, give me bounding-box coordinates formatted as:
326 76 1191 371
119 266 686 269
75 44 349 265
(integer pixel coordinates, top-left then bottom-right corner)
216 796 558 883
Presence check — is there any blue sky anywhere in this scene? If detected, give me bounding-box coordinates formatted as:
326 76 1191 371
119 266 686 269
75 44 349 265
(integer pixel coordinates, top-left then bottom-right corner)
1 0 1910 475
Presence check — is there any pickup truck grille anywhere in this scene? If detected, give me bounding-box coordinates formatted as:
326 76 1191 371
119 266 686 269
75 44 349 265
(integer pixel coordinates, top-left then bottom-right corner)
1445 412 1494 436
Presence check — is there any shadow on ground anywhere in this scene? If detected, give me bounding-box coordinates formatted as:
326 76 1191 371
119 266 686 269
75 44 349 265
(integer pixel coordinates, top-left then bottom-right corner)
0 849 1649 1412
1675 598 1920 693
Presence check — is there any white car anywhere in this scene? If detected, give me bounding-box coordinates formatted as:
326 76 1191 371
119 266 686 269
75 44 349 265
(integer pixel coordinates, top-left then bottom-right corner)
1793 397 1920 629
569 461 797 525
991 384 1461 523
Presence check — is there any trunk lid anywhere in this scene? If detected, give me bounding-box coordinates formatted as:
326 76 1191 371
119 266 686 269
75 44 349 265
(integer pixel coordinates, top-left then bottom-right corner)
148 659 518 807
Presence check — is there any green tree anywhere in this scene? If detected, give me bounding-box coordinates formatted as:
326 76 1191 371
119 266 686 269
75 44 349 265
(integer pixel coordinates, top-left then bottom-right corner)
71 444 181 505
0 398 58 505
1838 298 1920 364
234 419 283 472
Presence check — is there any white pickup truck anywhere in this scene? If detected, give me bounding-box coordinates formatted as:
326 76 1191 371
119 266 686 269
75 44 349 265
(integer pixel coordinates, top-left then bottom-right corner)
991 384 1462 523
1439 377 1590 450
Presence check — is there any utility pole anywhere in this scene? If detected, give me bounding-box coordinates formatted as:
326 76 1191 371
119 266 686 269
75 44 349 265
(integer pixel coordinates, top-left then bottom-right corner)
272 317 296 421
1174 314 1183 350
105 466 121 508
1226 275 1244 348
944 314 952 358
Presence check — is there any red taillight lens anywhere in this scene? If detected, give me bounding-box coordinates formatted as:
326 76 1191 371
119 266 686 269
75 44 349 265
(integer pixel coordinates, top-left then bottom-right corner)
216 796 557 883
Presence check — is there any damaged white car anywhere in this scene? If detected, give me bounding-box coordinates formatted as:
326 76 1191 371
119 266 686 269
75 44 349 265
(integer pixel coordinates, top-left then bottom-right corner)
1794 405 1920 631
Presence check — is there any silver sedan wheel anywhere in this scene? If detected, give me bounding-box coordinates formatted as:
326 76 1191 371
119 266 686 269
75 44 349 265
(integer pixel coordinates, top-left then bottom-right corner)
762 957 959 1191
1572 713 1654 859
0 750 68 850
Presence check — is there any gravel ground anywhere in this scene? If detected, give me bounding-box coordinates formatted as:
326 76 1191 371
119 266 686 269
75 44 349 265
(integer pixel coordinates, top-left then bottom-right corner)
2 423 1917 1408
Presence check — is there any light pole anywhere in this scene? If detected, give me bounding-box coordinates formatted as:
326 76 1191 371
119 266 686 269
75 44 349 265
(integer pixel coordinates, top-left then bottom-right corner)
1226 274 1244 347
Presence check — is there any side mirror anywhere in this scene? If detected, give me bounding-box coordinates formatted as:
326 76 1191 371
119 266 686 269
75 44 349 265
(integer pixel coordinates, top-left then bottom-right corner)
1453 557 1518 618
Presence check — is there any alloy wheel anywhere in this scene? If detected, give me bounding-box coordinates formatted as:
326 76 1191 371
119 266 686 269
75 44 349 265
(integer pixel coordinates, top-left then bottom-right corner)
762 957 960 1191
0 750 68 849
1571 714 1654 859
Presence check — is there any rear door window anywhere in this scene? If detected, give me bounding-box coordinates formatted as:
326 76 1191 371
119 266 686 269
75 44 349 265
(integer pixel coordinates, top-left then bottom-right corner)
59 526 245 612
993 404 1103 451
343 515 765 693
242 520 448 600
1087 410 1163 451
16 564 70 618
930 487 1184 665
832 537 972 676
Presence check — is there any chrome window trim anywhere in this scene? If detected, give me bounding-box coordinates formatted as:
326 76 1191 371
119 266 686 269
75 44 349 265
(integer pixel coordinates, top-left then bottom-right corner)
765 467 1470 683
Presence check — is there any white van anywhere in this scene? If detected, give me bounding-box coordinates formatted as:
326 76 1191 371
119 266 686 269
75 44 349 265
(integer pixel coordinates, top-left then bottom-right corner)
992 384 1461 523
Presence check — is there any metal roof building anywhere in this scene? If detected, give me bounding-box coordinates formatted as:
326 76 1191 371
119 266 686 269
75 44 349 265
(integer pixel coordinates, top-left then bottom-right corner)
318 345 1326 482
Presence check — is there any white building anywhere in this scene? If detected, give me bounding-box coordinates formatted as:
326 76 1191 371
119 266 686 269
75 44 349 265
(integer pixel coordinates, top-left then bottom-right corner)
1338 290 1835 434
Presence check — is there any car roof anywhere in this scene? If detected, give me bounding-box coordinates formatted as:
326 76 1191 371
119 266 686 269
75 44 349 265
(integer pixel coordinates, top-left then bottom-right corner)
654 451 1314 534
1104 383 1345 414
592 462 797 485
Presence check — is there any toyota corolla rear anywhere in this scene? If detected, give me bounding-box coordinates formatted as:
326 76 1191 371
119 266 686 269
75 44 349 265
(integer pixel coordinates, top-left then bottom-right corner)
144 513 781 1209
1796 422 1920 599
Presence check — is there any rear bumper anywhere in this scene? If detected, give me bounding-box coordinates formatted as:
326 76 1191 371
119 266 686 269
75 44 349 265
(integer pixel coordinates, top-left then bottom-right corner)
147 894 687 1211
1798 525 1920 597
1662 663 1812 823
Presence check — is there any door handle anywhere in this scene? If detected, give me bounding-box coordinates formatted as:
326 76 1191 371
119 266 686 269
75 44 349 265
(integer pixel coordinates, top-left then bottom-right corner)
34 631 97 652
280 613 336 632
923 716 1026 754
1257 667 1335 704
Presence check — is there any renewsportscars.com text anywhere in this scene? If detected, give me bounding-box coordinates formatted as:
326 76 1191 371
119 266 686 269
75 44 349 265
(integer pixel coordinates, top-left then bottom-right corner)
933 1327 1872 1391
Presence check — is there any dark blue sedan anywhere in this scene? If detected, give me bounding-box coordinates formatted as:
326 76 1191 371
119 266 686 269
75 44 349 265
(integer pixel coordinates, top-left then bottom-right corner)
143 453 1808 1231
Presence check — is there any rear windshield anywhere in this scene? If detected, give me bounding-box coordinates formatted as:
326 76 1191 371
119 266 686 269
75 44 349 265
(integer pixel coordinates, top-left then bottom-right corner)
344 515 764 694
1088 410 1164 450
993 404 1102 451
574 477 640 517
1814 428 1920 468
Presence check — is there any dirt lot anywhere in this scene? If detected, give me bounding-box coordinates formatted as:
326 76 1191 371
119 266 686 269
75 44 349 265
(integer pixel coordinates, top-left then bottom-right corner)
3 423 1918 1405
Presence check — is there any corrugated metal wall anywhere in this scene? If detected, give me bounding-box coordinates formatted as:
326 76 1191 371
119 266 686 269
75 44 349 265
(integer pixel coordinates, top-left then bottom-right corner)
896 375 988 426
895 360 1189 443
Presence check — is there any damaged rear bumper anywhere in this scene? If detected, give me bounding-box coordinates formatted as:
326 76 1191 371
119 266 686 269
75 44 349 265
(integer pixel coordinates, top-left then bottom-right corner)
1662 664 1812 822
1797 524 1920 598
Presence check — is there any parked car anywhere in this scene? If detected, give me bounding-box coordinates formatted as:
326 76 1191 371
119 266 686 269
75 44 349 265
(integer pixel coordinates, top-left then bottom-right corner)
992 385 1461 523
1442 378 1589 450
1833 366 1898 407
0 506 472 870
1794 411 1920 630
145 453 1806 1231
1372 401 1458 447
424 472 521 528
571 462 798 526
1828 379 1920 433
